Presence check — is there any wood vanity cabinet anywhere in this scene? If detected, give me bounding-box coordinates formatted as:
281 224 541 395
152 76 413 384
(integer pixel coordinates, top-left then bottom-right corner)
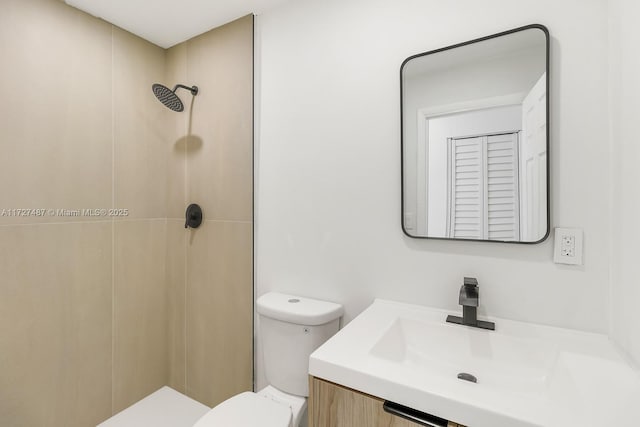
309 376 466 427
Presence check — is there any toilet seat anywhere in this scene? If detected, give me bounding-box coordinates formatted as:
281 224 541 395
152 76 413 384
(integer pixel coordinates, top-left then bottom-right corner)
192 392 292 427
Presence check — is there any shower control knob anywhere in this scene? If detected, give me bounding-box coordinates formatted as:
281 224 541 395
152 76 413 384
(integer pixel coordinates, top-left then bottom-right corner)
185 204 203 229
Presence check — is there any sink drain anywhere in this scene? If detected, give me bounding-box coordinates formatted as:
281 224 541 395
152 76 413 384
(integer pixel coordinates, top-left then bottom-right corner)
457 372 477 383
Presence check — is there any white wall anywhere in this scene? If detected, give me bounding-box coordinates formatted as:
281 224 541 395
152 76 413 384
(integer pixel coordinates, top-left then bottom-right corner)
610 0 640 367
255 0 611 387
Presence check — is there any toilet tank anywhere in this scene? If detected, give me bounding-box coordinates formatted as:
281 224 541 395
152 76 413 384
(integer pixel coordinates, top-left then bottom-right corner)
257 292 343 397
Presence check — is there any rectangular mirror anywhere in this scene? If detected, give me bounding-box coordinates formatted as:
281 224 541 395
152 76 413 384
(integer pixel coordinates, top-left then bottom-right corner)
401 25 549 243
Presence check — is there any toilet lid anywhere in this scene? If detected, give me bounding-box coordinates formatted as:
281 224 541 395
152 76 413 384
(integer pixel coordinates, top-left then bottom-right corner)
192 392 292 427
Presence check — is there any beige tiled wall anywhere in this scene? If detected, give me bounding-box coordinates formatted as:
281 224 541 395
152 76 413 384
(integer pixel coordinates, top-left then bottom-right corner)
0 0 112 226
166 219 187 392
113 220 169 413
0 0 253 425
0 223 113 426
164 44 189 220
113 28 170 220
166 15 255 408
185 220 253 406
0 1 116 426
185 17 254 223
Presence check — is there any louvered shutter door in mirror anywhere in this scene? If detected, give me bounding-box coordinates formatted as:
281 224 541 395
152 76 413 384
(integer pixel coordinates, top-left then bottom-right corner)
447 137 484 239
448 133 520 241
486 133 520 240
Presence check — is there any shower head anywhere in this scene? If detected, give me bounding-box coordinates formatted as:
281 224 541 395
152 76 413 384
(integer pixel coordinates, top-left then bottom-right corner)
152 83 198 112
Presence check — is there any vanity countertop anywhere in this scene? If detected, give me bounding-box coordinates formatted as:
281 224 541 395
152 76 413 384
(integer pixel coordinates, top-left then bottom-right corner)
309 299 640 427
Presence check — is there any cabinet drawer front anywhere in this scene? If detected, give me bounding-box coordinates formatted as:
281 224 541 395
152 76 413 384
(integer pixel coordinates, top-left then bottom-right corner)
309 376 465 427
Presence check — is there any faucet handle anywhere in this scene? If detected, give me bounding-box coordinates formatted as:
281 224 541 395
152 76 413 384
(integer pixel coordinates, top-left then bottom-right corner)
459 277 479 307
463 277 478 288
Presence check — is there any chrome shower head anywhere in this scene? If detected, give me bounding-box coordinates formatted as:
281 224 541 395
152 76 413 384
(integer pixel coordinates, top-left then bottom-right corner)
152 83 198 112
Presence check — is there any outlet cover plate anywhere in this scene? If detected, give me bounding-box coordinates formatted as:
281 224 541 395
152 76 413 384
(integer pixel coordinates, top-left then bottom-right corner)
554 228 583 265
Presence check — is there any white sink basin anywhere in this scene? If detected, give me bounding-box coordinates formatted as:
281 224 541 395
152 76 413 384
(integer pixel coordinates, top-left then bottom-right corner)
370 317 558 395
309 299 640 427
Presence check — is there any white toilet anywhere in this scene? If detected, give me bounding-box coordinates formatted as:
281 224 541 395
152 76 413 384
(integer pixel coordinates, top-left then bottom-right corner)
192 292 343 427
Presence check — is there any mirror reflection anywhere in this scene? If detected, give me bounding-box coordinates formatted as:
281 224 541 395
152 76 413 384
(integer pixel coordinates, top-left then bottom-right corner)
401 26 549 243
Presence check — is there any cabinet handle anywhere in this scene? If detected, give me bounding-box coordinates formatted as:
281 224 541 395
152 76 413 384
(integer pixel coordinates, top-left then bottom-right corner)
383 401 449 427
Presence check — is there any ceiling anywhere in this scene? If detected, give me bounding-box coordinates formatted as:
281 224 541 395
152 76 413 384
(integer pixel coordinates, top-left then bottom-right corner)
64 0 290 49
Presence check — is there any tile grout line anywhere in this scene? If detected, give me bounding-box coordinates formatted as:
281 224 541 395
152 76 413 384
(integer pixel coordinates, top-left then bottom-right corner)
166 218 253 224
0 217 185 228
184 40 189 395
110 24 116 416
251 13 257 393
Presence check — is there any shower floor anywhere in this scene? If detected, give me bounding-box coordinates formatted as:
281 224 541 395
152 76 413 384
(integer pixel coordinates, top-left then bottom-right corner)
97 386 210 427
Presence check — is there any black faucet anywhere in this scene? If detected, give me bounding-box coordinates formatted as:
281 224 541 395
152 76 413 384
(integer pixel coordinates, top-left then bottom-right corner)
446 277 495 330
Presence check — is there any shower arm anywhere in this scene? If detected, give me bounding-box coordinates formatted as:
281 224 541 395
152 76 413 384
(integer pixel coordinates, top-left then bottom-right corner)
172 84 199 96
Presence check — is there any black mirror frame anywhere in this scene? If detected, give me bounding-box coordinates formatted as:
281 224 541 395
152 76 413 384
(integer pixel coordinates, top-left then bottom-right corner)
400 24 551 244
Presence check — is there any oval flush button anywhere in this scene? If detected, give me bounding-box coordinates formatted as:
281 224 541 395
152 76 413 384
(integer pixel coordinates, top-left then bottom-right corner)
288 298 300 303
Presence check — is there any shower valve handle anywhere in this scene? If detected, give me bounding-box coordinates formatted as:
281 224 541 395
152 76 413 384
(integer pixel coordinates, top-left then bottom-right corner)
185 204 203 229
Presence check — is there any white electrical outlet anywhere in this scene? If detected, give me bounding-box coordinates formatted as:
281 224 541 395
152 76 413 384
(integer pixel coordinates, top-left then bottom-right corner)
561 235 575 257
554 228 583 265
